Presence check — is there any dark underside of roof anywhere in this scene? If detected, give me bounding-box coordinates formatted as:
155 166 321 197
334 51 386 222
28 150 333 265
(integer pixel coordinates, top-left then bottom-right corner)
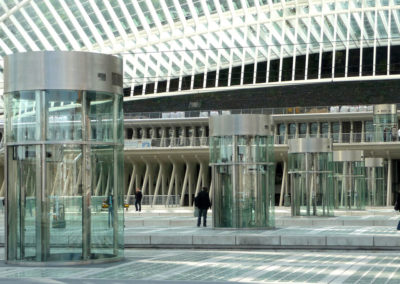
123 79 400 113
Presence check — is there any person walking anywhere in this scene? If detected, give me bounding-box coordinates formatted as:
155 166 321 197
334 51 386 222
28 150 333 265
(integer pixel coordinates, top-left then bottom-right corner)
395 191 400 230
195 187 211 227
135 188 143 212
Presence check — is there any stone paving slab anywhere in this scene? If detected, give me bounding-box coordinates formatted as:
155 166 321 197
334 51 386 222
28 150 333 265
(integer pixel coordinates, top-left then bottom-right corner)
124 225 400 250
0 249 400 283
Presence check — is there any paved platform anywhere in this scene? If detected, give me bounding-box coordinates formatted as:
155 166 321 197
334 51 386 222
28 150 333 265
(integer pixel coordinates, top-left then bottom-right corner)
125 225 400 250
122 206 400 250
0 249 400 283
0 207 398 250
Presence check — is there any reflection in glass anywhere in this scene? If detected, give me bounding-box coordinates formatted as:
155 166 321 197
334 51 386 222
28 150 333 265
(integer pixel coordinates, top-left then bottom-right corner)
5 89 124 263
332 161 366 210
288 139 334 217
211 135 275 228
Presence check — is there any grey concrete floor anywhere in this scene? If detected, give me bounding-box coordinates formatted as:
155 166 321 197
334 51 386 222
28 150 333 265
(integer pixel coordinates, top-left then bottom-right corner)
0 248 400 283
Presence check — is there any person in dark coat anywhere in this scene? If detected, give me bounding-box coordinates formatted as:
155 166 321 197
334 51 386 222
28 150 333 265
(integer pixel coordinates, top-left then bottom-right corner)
395 191 400 230
195 187 211 227
135 188 143 212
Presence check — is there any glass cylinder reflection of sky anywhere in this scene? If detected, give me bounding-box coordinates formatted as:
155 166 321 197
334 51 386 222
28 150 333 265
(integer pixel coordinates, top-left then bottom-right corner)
5 89 124 263
210 135 275 228
288 150 334 217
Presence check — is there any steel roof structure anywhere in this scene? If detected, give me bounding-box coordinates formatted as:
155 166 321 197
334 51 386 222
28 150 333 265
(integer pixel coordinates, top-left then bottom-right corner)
0 0 399 99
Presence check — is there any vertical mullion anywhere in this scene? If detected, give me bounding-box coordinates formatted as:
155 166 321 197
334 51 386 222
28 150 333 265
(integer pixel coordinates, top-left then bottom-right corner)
240 27 247 86
332 4 338 79
359 5 365 77
166 53 173 92
266 22 272 83
318 1 325 79
278 20 285 82
292 15 299 81
373 5 378 76
253 22 260 84
387 5 392 76
345 7 351 77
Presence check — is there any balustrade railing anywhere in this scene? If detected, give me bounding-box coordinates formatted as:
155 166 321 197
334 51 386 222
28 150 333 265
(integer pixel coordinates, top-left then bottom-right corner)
124 137 209 148
124 104 378 120
274 132 400 145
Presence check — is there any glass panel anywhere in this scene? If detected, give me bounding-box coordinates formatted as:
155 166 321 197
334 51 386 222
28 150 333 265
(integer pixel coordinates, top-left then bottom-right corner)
366 166 386 206
90 145 116 257
211 135 275 228
5 91 39 143
288 151 334 216
373 113 397 142
7 145 39 261
46 144 83 260
332 161 366 210
5 89 124 263
46 90 83 141
87 91 115 143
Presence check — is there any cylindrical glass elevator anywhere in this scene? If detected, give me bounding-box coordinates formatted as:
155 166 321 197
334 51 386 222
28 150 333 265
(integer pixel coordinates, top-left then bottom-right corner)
210 115 275 228
365 158 386 206
4 51 124 264
332 150 366 210
288 138 334 217
373 104 397 142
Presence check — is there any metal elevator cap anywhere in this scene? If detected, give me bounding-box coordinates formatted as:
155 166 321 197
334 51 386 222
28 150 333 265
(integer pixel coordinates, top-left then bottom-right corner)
288 137 332 153
4 51 123 94
209 114 273 136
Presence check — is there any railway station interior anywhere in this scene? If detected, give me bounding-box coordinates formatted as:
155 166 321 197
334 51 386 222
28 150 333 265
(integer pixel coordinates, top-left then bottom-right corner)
0 0 400 282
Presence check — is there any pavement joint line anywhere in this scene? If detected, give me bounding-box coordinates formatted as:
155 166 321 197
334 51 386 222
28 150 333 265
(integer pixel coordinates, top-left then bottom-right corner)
384 262 400 284
328 254 372 284
371 256 393 284
150 252 242 281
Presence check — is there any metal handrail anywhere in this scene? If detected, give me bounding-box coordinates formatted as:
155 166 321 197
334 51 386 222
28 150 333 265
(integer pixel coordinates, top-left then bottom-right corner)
124 104 376 120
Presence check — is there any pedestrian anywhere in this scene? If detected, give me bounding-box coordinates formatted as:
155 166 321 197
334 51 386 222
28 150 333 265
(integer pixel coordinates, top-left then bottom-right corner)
395 191 400 230
135 187 143 212
195 187 211 227
108 194 113 228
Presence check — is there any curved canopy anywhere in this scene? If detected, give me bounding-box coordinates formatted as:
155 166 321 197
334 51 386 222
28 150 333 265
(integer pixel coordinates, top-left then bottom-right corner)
0 0 397 98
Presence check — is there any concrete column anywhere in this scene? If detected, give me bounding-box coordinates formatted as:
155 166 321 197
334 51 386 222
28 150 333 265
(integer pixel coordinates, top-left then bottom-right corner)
387 159 392 206
180 163 190 206
148 163 155 196
189 164 195 206
339 121 343 143
126 164 136 204
279 160 288 206
152 163 163 206
306 123 310 137
132 128 138 140
361 121 365 142
350 121 354 143
317 122 321 138
166 162 176 206
328 122 332 139
284 123 288 143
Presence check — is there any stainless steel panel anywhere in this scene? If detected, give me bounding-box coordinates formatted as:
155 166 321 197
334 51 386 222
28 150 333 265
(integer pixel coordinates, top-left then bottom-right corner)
4 51 123 94
333 150 364 162
288 138 332 153
373 104 396 115
209 114 272 136
365 158 384 167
